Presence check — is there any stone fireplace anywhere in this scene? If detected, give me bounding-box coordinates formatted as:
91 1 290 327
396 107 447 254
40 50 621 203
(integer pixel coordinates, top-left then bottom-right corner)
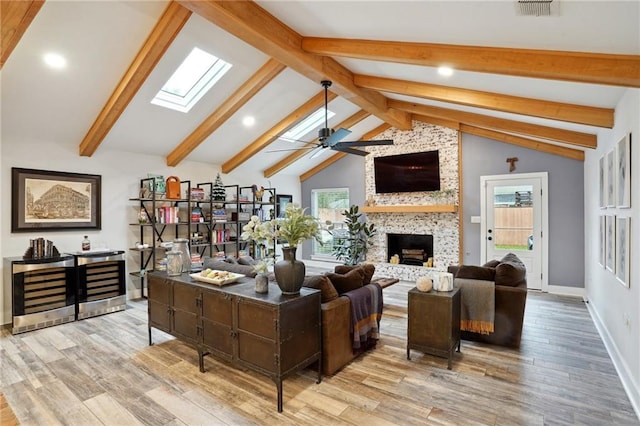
361 121 460 280
387 233 434 265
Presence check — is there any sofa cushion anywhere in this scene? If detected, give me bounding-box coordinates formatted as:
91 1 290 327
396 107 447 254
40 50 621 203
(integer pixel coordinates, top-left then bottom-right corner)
225 256 238 264
326 268 365 294
483 259 501 268
455 265 496 282
202 258 256 278
334 264 375 285
303 275 339 303
495 253 527 287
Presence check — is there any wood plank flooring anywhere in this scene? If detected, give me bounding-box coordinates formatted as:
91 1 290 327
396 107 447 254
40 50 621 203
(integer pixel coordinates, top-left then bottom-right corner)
1 282 638 425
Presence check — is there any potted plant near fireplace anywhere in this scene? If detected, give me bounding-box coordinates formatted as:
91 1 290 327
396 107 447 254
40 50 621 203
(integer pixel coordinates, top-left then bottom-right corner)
332 205 377 265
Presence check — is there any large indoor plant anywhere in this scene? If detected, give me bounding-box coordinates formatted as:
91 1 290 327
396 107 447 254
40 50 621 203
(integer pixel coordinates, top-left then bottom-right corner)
332 205 377 265
241 204 324 294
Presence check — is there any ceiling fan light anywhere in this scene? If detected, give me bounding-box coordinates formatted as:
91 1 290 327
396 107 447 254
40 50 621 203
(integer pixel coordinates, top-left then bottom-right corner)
318 127 332 140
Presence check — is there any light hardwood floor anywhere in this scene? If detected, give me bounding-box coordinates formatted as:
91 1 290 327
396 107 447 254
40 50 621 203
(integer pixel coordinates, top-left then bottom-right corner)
1 282 638 425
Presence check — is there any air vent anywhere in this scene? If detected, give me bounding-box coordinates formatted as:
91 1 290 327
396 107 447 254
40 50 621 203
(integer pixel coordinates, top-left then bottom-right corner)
515 0 555 16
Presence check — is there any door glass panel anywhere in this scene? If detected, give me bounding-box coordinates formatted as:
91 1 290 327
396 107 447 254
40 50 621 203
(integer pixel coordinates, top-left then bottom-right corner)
492 184 534 252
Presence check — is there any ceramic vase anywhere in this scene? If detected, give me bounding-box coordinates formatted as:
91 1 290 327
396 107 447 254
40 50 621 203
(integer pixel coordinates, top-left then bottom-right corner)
255 273 269 294
274 247 305 295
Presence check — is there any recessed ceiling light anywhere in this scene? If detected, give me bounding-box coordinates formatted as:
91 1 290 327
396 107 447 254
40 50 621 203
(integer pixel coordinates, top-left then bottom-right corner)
242 116 255 127
43 53 67 69
438 66 453 77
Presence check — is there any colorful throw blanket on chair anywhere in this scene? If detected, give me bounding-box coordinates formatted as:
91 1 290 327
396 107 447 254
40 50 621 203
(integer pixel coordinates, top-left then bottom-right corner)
344 283 383 349
457 278 495 335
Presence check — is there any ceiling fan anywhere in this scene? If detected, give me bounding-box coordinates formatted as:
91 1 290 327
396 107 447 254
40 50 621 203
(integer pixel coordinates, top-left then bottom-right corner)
272 80 394 158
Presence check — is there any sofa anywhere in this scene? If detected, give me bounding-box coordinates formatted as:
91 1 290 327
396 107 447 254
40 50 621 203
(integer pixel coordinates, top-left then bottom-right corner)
448 253 528 348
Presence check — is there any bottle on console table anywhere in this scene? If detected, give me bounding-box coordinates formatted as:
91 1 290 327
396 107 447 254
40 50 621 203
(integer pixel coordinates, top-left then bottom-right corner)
82 235 90 251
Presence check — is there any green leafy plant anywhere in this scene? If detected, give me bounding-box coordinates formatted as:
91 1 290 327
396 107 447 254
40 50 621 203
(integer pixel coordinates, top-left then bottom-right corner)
332 205 377 265
241 204 325 249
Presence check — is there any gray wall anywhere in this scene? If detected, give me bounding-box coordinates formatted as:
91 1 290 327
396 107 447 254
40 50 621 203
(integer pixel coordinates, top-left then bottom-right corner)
461 133 585 287
300 154 366 259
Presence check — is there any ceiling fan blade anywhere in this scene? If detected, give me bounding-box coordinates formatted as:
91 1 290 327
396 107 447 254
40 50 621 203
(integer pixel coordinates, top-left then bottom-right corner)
356 139 394 146
332 146 368 156
266 146 318 153
309 146 327 159
324 127 351 146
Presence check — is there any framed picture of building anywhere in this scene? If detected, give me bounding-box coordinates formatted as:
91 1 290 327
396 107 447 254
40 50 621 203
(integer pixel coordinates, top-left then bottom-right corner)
12 168 101 232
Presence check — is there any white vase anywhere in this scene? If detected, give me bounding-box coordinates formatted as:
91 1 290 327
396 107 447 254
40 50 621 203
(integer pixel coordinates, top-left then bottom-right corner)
432 272 454 291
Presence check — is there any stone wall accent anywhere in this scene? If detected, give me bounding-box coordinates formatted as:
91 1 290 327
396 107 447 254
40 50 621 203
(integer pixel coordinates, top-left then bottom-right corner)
364 121 459 271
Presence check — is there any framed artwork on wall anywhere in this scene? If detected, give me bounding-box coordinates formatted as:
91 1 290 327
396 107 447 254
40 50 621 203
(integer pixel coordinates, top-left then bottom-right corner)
276 194 293 218
606 149 616 207
615 217 630 287
599 155 606 209
11 168 102 232
616 133 631 208
599 215 606 268
605 215 615 272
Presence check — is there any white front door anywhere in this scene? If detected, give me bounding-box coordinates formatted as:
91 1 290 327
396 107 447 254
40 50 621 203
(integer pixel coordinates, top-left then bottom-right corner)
481 173 548 291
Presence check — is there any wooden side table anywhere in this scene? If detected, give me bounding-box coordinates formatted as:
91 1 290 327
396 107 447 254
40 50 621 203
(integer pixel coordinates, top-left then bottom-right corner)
407 286 461 369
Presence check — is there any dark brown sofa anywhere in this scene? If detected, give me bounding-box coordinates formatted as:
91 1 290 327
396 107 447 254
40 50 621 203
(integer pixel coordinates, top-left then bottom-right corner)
448 253 528 348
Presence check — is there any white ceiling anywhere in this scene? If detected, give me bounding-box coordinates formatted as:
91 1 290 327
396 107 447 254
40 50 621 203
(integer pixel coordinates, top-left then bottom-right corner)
2 1 639 178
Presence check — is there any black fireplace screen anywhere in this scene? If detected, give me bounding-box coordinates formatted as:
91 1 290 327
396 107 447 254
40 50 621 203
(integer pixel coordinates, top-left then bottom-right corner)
387 233 433 265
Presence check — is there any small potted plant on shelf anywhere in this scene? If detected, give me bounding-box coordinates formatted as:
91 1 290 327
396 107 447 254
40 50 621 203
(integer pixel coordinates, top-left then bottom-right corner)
332 204 377 265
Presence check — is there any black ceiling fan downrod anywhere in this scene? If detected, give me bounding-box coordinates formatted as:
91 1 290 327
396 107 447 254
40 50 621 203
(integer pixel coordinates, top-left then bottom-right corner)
319 80 334 142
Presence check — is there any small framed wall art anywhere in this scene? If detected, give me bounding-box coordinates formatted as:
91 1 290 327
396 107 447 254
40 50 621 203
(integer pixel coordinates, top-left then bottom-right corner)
616 133 631 208
606 149 616 207
615 217 630 287
605 215 615 272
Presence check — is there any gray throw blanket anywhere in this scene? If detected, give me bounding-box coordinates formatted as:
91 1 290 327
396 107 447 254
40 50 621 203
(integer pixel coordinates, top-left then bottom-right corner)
344 283 383 349
457 278 495 335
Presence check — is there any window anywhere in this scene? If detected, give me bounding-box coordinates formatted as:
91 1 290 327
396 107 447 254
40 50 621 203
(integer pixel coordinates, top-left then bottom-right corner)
311 188 349 258
151 47 232 113
282 108 335 141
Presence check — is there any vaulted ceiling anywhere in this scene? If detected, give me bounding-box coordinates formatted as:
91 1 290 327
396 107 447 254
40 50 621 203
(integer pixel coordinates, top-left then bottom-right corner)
2 1 639 181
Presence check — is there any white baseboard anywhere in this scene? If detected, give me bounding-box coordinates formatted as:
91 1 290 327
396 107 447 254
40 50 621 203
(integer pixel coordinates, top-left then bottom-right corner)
586 300 640 420
546 285 586 298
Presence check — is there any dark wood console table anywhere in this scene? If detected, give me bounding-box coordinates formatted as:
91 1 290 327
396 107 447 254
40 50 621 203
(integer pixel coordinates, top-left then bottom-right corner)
147 272 321 412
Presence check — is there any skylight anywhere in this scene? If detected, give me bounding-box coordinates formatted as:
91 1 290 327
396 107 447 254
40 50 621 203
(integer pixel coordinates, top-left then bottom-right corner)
283 108 336 141
151 47 232 113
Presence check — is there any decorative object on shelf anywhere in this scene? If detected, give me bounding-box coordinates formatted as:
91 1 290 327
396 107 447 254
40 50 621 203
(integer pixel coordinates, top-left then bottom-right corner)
11 168 102 232
506 157 518 172
390 254 400 264
23 237 60 259
82 235 91 251
416 276 433 292
424 257 434 267
147 173 165 194
253 259 271 294
432 272 454 292
331 205 377 266
138 208 149 224
165 176 181 199
212 173 226 202
275 194 292 218
251 184 265 201
274 247 306 295
189 187 205 200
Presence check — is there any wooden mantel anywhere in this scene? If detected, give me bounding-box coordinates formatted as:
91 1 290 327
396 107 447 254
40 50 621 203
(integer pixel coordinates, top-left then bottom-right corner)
360 204 458 213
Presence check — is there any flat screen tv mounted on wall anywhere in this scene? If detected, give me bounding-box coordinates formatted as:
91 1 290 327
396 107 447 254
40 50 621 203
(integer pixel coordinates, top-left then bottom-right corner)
374 150 441 193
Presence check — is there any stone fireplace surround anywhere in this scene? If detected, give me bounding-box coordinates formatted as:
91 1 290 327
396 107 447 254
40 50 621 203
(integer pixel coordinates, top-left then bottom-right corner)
362 122 460 281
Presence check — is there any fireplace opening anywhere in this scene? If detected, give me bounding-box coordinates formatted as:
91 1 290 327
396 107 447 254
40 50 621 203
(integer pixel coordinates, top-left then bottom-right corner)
387 233 433 265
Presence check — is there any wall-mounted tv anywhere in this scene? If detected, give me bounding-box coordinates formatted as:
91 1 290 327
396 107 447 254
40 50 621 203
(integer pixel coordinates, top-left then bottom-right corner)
374 150 441 193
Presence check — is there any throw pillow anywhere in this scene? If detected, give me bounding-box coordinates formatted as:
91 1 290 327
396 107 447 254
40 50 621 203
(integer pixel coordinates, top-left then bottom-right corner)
225 256 238 264
334 264 375 285
326 268 365 294
495 253 527 287
455 265 496 282
237 255 257 266
483 259 501 268
302 275 339 303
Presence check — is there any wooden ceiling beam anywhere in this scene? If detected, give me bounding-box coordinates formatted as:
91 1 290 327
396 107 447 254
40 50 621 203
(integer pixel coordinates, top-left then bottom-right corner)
355 74 614 128
412 114 460 130
303 38 640 88
78 2 191 157
221 90 337 174
389 99 597 149
299 123 391 182
461 124 585 161
1 0 45 69
263 109 371 178
177 0 412 130
167 59 285 166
